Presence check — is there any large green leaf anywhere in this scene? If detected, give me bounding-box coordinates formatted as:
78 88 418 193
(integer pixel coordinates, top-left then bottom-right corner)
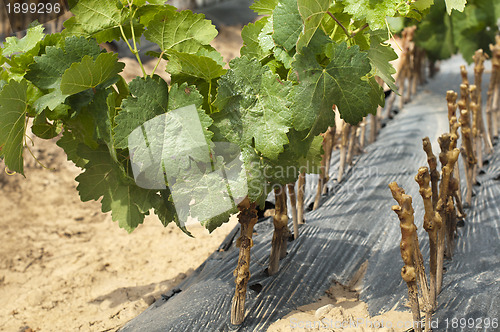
273 0 303 52
75 144 155 232
213 56 293 160
290 43 373 136
60 53 125 95
412 0 434 12
144 10 217 53
0 80 28 175
296 0 329 51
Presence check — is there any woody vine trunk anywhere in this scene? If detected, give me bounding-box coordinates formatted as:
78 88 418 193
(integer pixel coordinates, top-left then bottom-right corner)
231 198 258 325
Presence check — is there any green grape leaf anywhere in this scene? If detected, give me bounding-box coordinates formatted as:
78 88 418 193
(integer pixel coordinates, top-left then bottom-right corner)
63 0 137 43
56 130 89 168
386 16 405 33
75 145 155 232
0 80 28 175
114 75 170 149
32 111 61 139
241 18 273 60
290 43 372 136
264 150 302 184
166 50 227 82
296 0 329 51
445 0 467 14
250 0 279 15
213 56 292 160
60 53 125 95
4 49 42 81
367 31 398 92
273 0 303 52
2 25 44 57
412 0 434 12
144 10 217 53
343 0 399 30
151 189 192 235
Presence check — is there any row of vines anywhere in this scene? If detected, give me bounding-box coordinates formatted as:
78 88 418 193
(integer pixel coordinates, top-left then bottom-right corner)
389 36 500 332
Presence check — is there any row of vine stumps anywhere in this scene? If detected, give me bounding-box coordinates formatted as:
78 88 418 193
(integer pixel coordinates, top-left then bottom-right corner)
230 26 428 325
389 36 500 332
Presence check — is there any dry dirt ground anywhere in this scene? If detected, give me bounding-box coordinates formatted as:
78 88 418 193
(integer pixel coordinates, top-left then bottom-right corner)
0 25 412 332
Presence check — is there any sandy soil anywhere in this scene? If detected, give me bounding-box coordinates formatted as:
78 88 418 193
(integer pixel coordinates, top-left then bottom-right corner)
268 283 414 332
